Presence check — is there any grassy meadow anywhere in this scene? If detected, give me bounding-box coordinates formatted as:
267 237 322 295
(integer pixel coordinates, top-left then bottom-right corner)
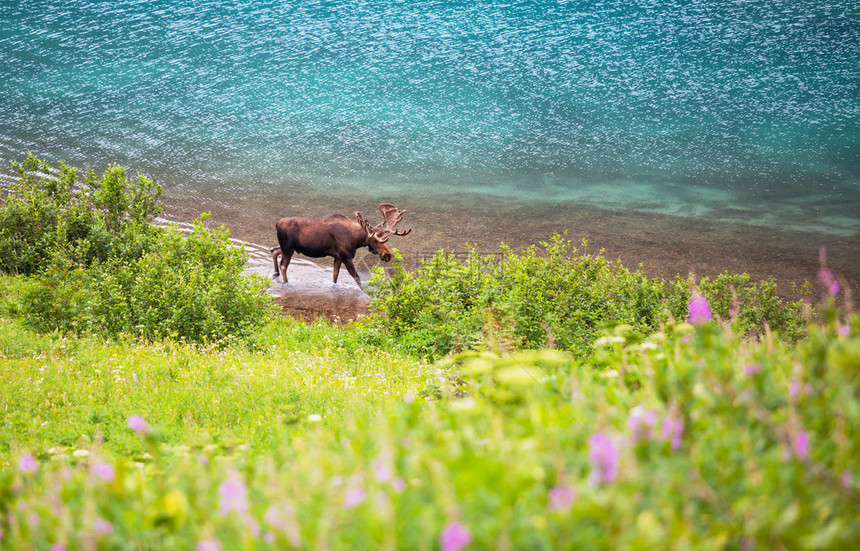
2 288 859 549
1 157 858 549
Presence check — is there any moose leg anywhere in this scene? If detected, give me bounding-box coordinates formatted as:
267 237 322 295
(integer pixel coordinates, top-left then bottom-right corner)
342 258 362 287
271 247 281 277
332 259 342 283
278 249 293 283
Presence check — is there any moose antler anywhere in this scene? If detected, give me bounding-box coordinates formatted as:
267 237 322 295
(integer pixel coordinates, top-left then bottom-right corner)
376 203 412 241
378 204 405 228
355 211 371 232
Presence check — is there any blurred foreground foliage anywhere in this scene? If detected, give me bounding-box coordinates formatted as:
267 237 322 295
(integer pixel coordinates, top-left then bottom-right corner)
0 300 857 549
0 155 273 344
368 234 809 359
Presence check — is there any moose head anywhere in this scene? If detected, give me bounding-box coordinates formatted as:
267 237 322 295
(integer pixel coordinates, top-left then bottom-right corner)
355 203 413 262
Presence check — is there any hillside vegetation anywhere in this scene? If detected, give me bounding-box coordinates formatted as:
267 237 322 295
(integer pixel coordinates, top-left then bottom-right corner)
0 158 857 550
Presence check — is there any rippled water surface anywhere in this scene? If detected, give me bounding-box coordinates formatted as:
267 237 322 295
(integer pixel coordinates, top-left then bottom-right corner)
1 0 858 235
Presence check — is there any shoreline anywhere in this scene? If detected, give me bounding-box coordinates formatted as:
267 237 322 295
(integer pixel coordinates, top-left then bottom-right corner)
162 190 859 311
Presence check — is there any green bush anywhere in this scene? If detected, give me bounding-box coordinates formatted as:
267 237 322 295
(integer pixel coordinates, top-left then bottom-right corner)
369 234 808 358
665 272 809 342
12 217 275 344
0 155 273 344
0 153 162 275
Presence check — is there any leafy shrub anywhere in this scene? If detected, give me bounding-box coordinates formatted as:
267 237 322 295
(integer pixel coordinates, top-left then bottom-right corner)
665 272 809 342
0 153 162 275
369 234 808 358
13 217 274 343
0 155 273 343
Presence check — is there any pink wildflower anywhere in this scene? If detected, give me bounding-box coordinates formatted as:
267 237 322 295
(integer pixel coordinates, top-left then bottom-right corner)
218 473 249 516
838 324 851 337
93 518 113 535
789 380 801 399
687 294 712 324
661 415 684 451
264 503 301 547
548 484 577 513
818 263 841 296
440 521 472 551
588 433 619 484
197 539 222 551
92 461 115 482
841 469 852 487
793 430 810 460
18 453 39 474
391 477 406 492
342 486 366 509
373 459 393 483
743 363 762 376
628 405 658 441
50 545 66 551
126 415 152 435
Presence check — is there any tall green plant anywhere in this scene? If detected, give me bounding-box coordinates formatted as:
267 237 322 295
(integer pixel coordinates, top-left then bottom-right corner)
369 234 808 358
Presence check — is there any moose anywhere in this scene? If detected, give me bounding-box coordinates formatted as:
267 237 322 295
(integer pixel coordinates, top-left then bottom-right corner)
272 203 412 287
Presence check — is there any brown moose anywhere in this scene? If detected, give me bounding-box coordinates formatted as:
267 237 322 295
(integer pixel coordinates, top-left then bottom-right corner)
272 203 411 286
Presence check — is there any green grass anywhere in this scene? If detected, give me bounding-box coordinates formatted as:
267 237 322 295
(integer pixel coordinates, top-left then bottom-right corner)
1 300 858 549
0 316 434 459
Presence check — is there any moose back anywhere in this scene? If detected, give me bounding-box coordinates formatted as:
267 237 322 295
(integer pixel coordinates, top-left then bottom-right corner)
273 203 411 287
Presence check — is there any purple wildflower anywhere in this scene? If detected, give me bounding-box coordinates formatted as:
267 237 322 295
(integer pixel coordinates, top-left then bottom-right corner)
197 539 222 551
838 324 851 337
818 266 840 296
661 415 684 451
373 459 392 483
264 504 301 546
628 405 658 441
218 473 249 516
793 430 810 461
126 415 152 435
841 469 852 487
588 433 619 485
743 363 763 376
50 545 66 551
440 521 472 551
789 380 801 399
391 477 406 492
548 484 577 513
687 294 712 324
93 518 113 535
342 486 366 509
91 461 115 482
18 453 38 474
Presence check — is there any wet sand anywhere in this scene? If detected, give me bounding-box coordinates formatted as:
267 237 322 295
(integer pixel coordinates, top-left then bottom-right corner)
163 188 859 321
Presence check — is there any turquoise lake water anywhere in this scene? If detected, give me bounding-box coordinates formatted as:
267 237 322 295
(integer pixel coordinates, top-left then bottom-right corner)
0 0 858 237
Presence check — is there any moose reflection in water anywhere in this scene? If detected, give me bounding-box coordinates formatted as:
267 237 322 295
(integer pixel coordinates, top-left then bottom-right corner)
272 203 411 287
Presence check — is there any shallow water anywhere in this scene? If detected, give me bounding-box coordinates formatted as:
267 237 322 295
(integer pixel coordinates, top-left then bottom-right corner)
1 1 858 289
